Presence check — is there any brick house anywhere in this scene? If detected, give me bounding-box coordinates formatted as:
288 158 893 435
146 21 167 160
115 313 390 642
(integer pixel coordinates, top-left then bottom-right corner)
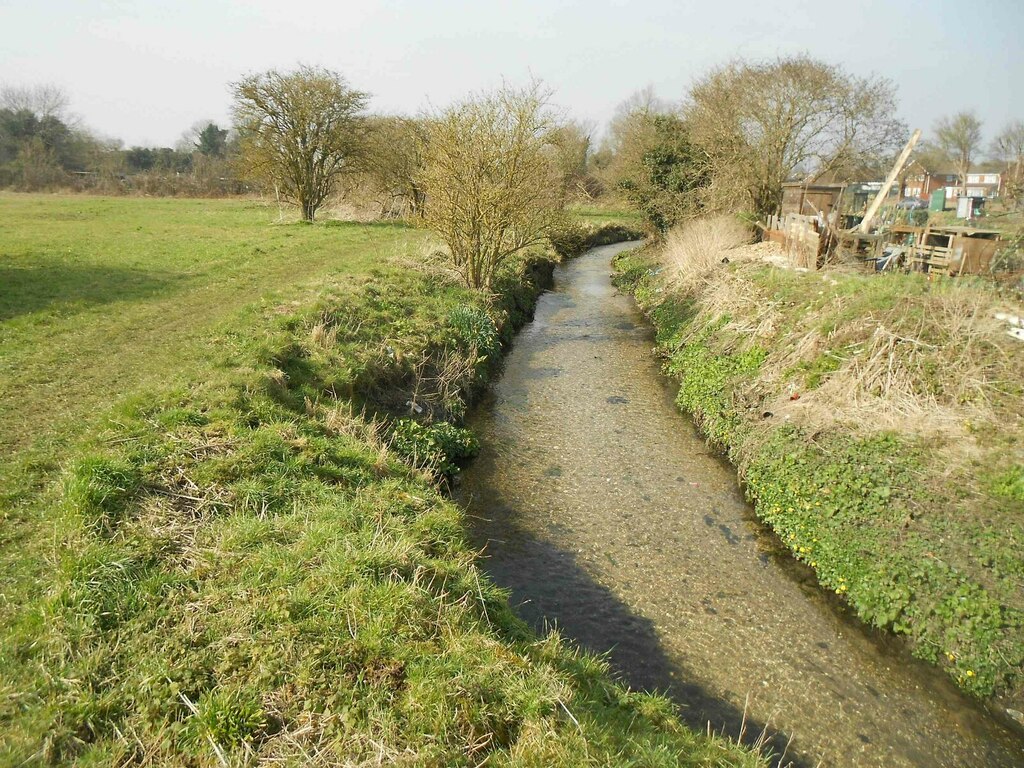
901 161 1002 200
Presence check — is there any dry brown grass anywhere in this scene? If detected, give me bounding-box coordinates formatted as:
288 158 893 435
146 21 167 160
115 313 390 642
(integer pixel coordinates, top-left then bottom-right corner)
765 284 1018 441
310 315 340 349
662 215 752 290
658 217 1024 443
661 218 786 349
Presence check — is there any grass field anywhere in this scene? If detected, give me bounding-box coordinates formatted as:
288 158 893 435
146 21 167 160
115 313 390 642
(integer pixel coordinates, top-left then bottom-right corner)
0 194 425 465
570 202 644 228
0 194 759 766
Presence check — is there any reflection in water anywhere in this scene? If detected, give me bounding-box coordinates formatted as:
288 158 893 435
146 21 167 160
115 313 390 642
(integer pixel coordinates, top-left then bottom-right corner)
457 242 1024 768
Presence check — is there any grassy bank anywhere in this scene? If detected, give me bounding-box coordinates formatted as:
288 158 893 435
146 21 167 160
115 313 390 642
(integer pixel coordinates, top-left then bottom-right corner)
0 196 760 765
613 229 1024 710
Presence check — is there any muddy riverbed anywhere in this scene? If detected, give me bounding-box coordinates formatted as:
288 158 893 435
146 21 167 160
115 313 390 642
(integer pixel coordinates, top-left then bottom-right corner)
456 242 1024 767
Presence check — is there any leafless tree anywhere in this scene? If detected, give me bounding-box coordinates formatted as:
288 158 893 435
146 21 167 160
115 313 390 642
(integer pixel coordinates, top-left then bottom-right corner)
684 56 905 219
420 81 565 290
991 120 1024 209
546 119 593 196
602 86 667 155
933 111 983 196
232 66 368 221
0 83 71 121
361 115 429 218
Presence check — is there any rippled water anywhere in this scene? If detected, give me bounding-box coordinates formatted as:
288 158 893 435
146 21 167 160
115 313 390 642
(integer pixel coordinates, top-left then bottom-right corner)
456 242 1024 767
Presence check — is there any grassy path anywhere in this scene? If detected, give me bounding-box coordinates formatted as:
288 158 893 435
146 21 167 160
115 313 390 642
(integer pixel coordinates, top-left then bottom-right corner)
0 195 422 464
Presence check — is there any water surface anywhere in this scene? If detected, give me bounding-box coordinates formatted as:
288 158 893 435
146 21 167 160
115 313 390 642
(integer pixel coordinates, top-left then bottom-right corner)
457 242 1024 767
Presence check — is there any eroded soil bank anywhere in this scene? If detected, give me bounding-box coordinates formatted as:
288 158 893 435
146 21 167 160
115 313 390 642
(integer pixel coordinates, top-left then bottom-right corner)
457 242 1024 767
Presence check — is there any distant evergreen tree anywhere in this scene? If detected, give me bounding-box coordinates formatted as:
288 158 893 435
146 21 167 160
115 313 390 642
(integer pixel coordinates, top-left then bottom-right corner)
195 122 228 157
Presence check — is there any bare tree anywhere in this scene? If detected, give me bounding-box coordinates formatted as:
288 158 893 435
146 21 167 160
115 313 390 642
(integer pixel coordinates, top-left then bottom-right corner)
232 66 368 221
933 111 983 197
992 120 1024 209
420 82 565 290
590 90 676 205
684 56 905 219
0 83 71 121
361 115 428 218
602 86 667 155
546 119 593 196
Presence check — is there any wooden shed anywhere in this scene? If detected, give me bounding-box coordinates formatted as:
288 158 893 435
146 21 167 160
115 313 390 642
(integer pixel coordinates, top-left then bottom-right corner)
780 183 845 219
910 225 1001 275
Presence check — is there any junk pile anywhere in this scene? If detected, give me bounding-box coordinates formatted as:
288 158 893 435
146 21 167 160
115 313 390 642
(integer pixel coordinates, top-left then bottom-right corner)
763 129 1007 276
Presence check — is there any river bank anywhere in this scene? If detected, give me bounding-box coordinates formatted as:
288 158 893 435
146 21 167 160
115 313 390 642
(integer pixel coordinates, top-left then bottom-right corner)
0 217 759 765
612 229 1024 717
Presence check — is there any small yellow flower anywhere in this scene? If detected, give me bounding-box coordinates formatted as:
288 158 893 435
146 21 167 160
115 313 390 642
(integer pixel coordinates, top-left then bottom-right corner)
966 670 975 677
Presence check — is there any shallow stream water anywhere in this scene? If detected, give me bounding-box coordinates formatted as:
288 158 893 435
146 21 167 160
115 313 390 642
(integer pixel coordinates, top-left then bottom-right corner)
456 242 1024 767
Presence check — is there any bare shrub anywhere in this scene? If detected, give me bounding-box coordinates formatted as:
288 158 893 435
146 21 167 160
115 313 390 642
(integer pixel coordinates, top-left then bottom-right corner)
420 81 564 290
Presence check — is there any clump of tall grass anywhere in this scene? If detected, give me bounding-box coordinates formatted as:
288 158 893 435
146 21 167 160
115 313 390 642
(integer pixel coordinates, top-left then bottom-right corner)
662 216 752 290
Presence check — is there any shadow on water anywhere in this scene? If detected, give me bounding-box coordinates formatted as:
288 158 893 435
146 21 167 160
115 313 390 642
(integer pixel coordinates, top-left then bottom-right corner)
0 260 187 321
460 453 811 767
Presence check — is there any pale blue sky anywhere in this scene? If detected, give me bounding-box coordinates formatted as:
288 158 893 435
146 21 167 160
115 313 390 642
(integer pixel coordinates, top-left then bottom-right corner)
2 0 1022 148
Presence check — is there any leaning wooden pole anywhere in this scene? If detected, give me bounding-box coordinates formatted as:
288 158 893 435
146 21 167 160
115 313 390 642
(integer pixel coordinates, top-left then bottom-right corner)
857 128 922 234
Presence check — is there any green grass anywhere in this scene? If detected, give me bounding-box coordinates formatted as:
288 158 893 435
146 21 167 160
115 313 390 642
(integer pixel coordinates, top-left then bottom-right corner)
0 195 760 766
569 203 644 229
0 194 423 464
614 246 1024 703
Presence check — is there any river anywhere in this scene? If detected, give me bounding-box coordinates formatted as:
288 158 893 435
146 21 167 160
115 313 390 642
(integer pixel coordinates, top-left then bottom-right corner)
455 241 1024 767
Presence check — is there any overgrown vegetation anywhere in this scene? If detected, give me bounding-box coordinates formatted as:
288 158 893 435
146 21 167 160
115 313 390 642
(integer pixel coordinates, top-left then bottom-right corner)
614 222 1024 705
595 56 907 232
0 196 760 766
615 113 710 233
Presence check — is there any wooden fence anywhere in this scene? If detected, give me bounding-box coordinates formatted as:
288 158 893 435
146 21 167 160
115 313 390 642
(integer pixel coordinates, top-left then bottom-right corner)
764 213 821 270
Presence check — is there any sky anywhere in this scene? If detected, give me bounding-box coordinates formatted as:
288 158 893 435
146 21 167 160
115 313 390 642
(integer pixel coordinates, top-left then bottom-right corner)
2 0 1022 149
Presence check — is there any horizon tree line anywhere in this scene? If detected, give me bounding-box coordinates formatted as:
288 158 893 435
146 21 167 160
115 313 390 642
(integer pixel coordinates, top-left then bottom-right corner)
3 59 1021 240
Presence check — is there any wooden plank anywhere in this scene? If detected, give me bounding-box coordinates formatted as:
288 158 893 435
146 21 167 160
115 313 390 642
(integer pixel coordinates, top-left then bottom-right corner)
857 128 922 234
